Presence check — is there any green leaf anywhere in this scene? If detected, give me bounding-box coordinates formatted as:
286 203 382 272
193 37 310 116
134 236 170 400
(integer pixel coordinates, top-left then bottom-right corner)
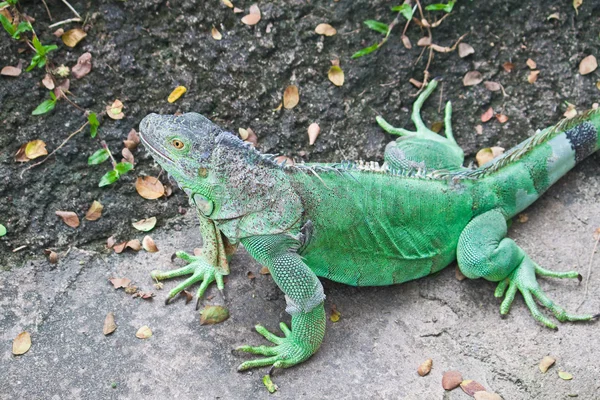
425 0 456 13
88 112 99 137
31 98 56 115
32 35 44 53
391 4 414 20
88 148 110 165
42 44 58 55
49 91 57 101
114 161 133 175
363 20 389 34
98 169 120 187
0 2 8 8
351 43 380 59
0 224 6 237
0 13 15 36
12 21 31 39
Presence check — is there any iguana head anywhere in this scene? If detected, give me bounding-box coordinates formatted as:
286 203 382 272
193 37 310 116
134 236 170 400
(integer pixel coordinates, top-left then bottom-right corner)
138 112 303 240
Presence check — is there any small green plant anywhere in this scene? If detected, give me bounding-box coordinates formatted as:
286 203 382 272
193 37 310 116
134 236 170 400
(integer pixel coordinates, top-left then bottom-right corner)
0 0 19 8
0 13 31 39
31 91 57 115
425 0 456 12
0 223 6 237
27 35 58 71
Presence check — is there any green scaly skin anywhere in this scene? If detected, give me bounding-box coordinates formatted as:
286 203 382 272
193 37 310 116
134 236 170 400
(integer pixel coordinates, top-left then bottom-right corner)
139 79 599 372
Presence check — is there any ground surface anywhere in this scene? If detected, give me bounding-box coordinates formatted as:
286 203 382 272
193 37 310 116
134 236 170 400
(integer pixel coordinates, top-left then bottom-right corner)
1 0 600 399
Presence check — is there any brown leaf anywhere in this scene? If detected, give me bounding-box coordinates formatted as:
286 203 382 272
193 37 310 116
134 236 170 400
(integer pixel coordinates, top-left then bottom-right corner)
72 52 92 79
259 266 270 275
455 266 466 281
481 107 494 122
417 36 432 47
135 176 165 199
55 211 80 228
103 312 117 335
142 235 159 253
526 58 537 69
328 65 344 87
517 213 529 223
62 28 87 48
564 104 577 119
12 332 31 355
528 70 540 84
200 305 230 325
241 4 261 25
135 325 152 339
401 35 412 49
579 55 597 75
476 147 505 167
106 99 124 120
539 356 555 373
502 62 515 73
53 79 70 99
42 73 55 89
495 114 509 124
233 7 243 13
417 359 433 376
14 144 29 162
431 121 444 133
458 43 474 58
442 370 463 390
283 85 299 109
84 200 103 221
24 140 48 160
473 392 503 400
308 123 321 145
122 147 134 164
106 236 116 249
126 239 142 251
113 241 127 254
127 129 141 145
211 26 222 40
133 291 154 299
463 71 483 86
1 65 22 77
409 78 423 88
460 380 486 396
45 249 59 264
315 23 336 36
484 81 501 92
109 277 131 289
53 28 64 37
247 271 256 280
181 290 193 304
132 217 157 232
125 285 138 294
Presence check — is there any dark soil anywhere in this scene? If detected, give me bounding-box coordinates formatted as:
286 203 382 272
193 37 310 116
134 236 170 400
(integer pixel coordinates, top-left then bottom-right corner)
1 0 599 269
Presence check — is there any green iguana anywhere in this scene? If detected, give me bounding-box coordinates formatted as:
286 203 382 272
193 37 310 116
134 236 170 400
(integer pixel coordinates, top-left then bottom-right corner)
139 79 599 372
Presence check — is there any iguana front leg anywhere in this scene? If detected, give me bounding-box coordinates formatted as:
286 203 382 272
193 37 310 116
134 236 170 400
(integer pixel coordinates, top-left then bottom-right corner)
236 234 326 371
457 209 596 328
151 211 237 307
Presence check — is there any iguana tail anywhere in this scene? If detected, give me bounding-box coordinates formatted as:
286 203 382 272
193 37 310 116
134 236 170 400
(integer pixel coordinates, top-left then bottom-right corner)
477 108 600 218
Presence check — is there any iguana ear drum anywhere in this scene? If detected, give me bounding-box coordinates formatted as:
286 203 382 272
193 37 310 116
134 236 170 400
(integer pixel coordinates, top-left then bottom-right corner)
198 168 208 178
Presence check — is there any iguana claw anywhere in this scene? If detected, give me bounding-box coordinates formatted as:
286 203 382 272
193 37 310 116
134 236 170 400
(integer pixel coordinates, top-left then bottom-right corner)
151 250 225 305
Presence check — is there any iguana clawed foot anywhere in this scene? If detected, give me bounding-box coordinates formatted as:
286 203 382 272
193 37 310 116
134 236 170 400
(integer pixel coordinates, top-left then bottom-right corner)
494 256 594 329
236 322 314 371
151 250 225 308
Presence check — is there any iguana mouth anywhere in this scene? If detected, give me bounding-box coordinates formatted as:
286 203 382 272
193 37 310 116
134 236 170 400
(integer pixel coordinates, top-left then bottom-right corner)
139 132 174 164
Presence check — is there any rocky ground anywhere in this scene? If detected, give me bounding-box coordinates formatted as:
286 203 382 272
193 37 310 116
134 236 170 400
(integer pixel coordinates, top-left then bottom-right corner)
1 0 599 398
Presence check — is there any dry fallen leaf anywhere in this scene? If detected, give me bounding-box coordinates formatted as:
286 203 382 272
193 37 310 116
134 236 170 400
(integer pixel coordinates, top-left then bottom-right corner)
460 380 486 396
573 0 583 14
539 356 556 373
409 78 423 88
431 121 444 133
458 43 475 58
24 140 48 159
401 35 412 49
142 235 159 253
247 271 256 280
579 55 597 75
113 242 127 254
233 7 243 13
1 65 22 77
417 359 433 376
84 200 103 221
315 23 336 36
106 99 124 120
241 4 261 25
417 36 432 47
473 392 503 400
106 236 116 249
136 176 165 199
308 123 321 145
330 304 341 322
502 62 515 73
211 26 222 40
109 277 131 289
528 70 540 84
259 266 270 275
463 71 483 86
168 86 187 103
481 107 494 123
62 28 87 47
126 239 142 251
496 114 509 124
328 65 344 87
122 147 134 164
455 266 466 281
484 81 501 92
55 211 80 228
442 370 463 390
547 12 560 20
200 305 230 325
517 213 529 223
72 52 92 79
136 325 152 339
526 58 537 69
181 290 193 304
103 312 117 335
558 371 573 380
42 73 55 90
44 249 59 264
53 79 70 100
283 85 299 109
12 332 31 355
475 125 483 135
564 104 577 119
53 28 64 37
222 0 233 7
132 217 157 232
476 146 505 167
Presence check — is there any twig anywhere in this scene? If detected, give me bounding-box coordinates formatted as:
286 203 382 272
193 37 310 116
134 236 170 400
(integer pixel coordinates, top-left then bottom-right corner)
20 121 89 178
41 0 53 20
48 17 82 29
61 0 82 19
578 231 600 310
101 140 117 168
438 81 444 113
59 89 86 112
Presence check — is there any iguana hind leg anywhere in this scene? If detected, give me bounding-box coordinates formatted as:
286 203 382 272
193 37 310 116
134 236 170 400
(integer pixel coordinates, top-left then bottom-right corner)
377 79 464 171
457 209 596 329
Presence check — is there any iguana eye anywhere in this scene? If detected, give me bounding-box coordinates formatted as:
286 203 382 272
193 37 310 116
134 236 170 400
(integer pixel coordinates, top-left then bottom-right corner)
172 139 185 149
